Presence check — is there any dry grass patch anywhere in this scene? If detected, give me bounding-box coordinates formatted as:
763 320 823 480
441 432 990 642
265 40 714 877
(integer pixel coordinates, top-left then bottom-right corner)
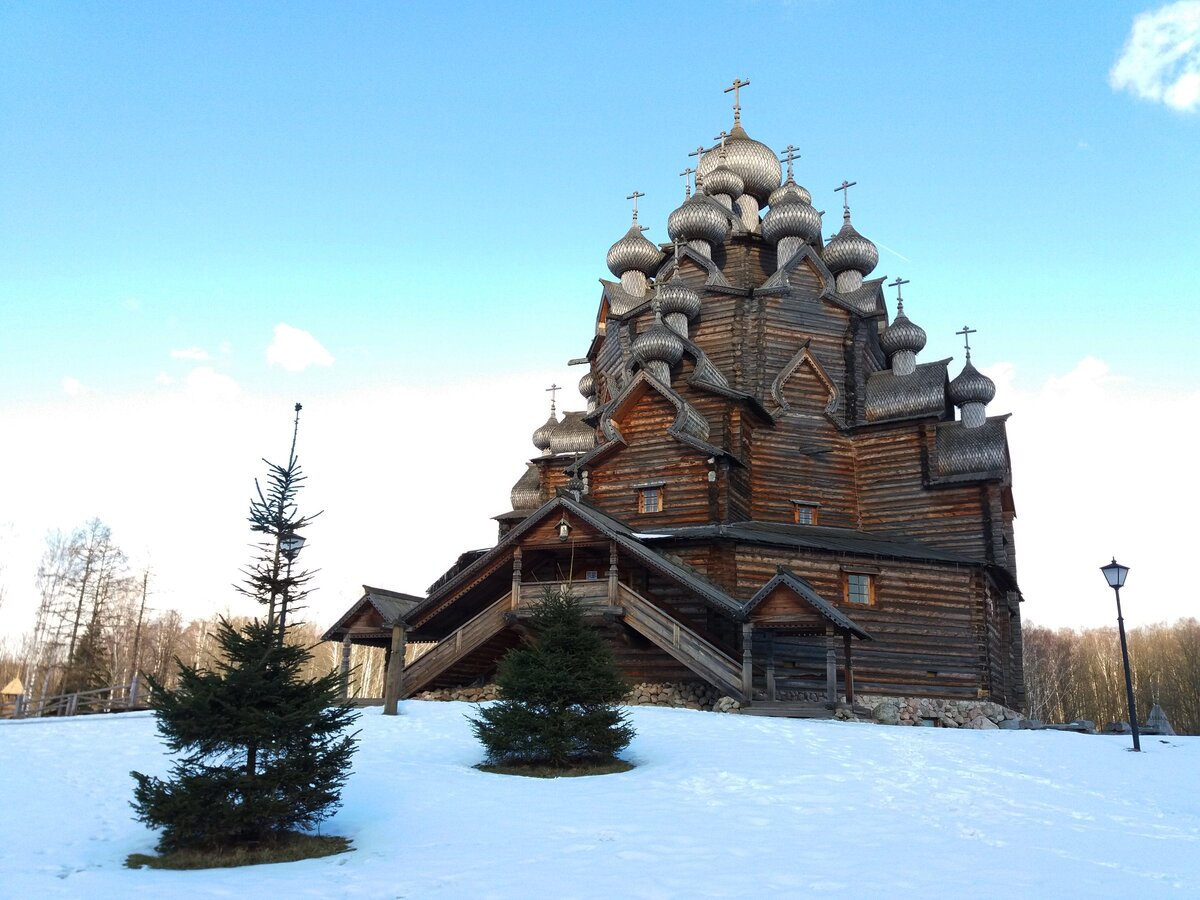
475 757 634 778
125 833 351 870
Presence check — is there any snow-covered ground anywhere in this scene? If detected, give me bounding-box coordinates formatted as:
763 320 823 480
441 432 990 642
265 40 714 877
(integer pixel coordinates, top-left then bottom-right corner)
1 702 1197 898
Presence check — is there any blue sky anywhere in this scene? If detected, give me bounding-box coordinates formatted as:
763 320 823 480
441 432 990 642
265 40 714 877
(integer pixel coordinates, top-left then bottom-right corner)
1 2 1198 634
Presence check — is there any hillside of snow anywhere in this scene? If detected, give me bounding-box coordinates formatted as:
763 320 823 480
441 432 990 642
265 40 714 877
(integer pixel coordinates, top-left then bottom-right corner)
1 702 1198 898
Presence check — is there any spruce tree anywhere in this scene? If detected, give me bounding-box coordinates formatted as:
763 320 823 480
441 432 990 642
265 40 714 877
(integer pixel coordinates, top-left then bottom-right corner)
470 589 634 768
130 404 357 854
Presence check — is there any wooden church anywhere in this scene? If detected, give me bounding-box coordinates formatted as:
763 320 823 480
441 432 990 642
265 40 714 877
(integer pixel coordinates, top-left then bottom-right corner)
325 86 1025 713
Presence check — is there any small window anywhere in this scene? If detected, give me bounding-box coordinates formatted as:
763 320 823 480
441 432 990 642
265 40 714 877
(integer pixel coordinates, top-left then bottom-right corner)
638 486 662 513
844 573 875 606
793 504 818 525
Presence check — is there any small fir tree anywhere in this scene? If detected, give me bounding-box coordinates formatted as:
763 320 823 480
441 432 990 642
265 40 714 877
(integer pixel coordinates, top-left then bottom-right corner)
130 404 357 855
470 589 634 768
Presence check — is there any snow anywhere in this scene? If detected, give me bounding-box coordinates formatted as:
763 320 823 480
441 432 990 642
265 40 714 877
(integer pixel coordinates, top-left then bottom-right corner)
2 703 1198 898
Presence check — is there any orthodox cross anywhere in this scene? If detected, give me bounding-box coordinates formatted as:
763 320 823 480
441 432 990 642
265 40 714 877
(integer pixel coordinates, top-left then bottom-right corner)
887 277 910 314
724 77 750 125
626 190 645 224
688 145 708 187
835 180 857 215
713 130 729 150
780 144 800 179
680 166 694 198
956 326 977 360
545 383 561 415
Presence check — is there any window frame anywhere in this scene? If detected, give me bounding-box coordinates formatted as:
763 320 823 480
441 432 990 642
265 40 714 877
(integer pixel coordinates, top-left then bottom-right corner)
842 571 877 606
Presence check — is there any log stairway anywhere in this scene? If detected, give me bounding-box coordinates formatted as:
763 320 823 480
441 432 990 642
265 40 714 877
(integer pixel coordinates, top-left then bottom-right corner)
402 583 746 702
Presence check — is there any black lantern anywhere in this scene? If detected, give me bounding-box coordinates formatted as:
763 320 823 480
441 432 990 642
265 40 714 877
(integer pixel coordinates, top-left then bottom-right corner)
279 531 306 560
1099 557 1139 752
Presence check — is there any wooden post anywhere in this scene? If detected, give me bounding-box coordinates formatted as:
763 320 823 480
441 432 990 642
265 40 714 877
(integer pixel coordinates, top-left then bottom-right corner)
843 632 855 705
340 634 352 699
512 547 522 610
383 624 407 716
67 692 79 717
14 695 25 719
607 541 619 604
765 630 776 702
741 623 754 702
825 644 837 706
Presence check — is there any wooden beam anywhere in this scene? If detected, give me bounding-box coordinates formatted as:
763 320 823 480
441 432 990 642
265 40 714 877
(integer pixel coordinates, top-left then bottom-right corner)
844 631 855 705
825 643 837 706
742 623 754 702
765 630 777 702
383 624 407 716
340 634 352 699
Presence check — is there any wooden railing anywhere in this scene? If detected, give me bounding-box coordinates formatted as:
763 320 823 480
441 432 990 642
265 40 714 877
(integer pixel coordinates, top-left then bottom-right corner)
4 682 140 719
515 579 613 607
402 592 513 697
618 584 745 701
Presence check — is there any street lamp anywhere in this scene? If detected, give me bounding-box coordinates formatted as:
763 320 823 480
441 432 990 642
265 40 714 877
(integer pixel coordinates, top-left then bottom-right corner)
1100 558 1140 752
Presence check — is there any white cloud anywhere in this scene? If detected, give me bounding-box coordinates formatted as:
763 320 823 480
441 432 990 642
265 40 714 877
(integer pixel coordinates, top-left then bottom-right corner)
1110 1 1200 112
266 324 334 373
62 376 87 396
170 347 210 361
989 356 1199 628
184 366 241 401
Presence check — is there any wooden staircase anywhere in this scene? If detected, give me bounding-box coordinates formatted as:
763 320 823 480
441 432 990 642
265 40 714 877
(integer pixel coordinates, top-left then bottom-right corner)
402 583 747 702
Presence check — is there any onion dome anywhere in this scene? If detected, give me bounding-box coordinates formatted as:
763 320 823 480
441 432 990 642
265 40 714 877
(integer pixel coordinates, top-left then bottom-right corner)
656 272 701 321
880 303 927 358
696 123 781 202
769 174 812 208
606 225 664 278
823 212 879 276
532 411 559 455
704 161 744 199
510 463 542 511
948 359 996 407
762 193 822 246
578 370 595 399
549 411 597 456
632 319 685 368
667 193 730 246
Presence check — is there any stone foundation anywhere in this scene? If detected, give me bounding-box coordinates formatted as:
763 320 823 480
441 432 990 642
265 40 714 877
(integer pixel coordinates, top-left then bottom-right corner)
413 681 741 712
861 695 1024 729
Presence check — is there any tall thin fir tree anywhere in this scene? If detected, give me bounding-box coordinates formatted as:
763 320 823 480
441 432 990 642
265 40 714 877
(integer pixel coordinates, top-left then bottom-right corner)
131 404 357 855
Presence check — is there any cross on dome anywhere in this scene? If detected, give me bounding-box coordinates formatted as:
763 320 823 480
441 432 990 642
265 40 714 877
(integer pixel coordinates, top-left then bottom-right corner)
956 325 978 359
545 382 561 415
887 276 910 312
724 77 750 125
780 144 800 179
835 180 857 218
679 166 694 198
626 191 645 224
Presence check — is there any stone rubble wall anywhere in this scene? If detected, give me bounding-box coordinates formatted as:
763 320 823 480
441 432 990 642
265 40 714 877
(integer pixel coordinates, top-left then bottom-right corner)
413 681 741 712
862 695 1024 729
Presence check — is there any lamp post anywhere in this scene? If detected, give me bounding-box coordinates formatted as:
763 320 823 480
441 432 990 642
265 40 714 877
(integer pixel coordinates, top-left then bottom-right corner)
1100 558 1140 752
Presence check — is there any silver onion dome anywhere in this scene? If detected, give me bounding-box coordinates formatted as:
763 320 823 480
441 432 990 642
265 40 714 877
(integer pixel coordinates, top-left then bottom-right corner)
606 225 665 278
510 463 542 511
696 123 781 203
880 307 928 357
532 412 559 454
578 370 595 399
948 359 996 407
549 411 596 456
768 174 812 208
656 273 701 321
631 321 685 367
704 163 744 199
762 194 822 246
667 193 730 245
823 214 879 276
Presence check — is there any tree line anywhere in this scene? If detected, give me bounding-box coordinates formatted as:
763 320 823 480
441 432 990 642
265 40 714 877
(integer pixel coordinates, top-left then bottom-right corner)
1022 619 1200 735
0 518 346 708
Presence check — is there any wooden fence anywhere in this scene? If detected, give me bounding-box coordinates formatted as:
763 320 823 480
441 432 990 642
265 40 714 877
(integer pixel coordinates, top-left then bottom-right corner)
1 680 143 720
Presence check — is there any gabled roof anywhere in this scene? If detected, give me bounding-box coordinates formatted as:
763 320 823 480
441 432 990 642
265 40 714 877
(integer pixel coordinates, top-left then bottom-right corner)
321 585 423 641
746 568 872 640
405 495 745 629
